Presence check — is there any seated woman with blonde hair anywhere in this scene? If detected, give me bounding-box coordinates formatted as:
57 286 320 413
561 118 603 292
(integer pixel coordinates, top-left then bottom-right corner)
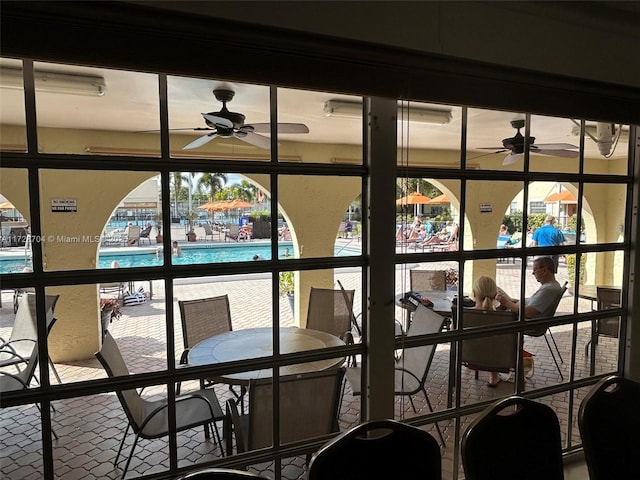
472 275 502 386
472 275 497 311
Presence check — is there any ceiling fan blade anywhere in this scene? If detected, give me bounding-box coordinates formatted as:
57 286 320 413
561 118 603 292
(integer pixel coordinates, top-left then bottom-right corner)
477 147 507 151
533 148 580 158
534 143 579 150
237 131 272 149
201 113 233 129
183 133 218 150
467 150 508 161
250 123 310 134
502 153 522 166
136 127 214 133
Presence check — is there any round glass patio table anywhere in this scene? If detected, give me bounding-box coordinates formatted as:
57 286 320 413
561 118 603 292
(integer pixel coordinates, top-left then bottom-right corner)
188 327 345 385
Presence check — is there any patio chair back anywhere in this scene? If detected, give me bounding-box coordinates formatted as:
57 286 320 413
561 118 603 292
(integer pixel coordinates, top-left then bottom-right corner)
578 375 640 480
225 224 239 240
179 295 232 357
138 224 152 244
458 309 520 374
523 281 568 380
596 286 622 338
394 304 447 446
203 223 218 241
410 269 446 292
0 341 39 392
462 396 564 480
176 468 270 479
524 281 568 336
0 293 59 367
396 304 447 394
306 287 355 342
308 419 441 480
96 332 225 478
95 331 146 428
228 368 345 453
126 225 141 244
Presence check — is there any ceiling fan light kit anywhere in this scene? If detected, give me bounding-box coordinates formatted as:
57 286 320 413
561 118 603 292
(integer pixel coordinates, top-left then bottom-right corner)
323 99 453 124
0 67 106 96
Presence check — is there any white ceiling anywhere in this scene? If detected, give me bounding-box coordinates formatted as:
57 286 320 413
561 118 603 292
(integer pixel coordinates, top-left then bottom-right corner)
0 58 628 160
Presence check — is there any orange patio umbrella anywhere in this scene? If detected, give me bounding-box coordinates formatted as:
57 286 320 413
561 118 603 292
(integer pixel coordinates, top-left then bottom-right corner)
223 199 253 210
426 194 451 204
544 190 576 204
196 201 220 211
395 192 431 206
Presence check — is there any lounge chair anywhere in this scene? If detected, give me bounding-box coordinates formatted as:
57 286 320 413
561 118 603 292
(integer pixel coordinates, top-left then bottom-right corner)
224 224 239 241
138 224 152 245
125 225 141 246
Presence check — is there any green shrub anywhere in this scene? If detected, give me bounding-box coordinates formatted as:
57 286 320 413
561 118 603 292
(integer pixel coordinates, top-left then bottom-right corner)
502 211 523 235
527 213 547 232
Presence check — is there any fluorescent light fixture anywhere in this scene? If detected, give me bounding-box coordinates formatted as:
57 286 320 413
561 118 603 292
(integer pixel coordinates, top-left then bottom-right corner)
0 67 106 96
323 99 453 124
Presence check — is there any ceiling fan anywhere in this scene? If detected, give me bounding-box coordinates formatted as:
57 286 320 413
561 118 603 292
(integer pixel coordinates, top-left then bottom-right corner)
179 89 309 150
479 119 579 165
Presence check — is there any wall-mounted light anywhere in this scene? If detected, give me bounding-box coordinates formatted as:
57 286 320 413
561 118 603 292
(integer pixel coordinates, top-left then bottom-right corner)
0 67 106 96
323 99 453 124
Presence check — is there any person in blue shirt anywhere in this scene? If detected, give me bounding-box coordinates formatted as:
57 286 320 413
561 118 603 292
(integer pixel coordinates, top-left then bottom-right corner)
532 215 565 273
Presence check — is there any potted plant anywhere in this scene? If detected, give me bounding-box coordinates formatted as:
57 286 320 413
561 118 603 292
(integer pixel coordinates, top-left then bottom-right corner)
279 271 295 314
186 211 197 242
100 298 122 339
153 211 163 243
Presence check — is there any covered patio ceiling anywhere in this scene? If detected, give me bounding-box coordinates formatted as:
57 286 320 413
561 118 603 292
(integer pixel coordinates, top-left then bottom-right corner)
0 58 627 161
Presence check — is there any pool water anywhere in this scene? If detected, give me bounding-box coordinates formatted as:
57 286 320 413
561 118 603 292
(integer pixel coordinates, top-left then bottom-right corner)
99 244 291 268
0 244 360 273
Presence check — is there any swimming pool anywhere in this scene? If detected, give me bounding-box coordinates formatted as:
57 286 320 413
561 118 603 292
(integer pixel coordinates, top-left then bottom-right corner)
0 243 361 273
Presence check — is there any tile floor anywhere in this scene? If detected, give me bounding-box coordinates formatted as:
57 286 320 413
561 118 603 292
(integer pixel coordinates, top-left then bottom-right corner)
0 255 616 479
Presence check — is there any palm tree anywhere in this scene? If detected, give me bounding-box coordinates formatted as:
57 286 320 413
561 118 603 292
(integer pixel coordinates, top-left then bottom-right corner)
235 180 258 202
171 172 188 215
197 173 228 201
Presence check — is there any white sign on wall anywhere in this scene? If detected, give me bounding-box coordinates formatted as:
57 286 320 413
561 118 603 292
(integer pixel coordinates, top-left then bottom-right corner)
51 198 77 213
479 203 492 213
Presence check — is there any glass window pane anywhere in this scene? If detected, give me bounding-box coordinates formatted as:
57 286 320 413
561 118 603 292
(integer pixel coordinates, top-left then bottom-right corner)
314 93 364 165
36 170 162 272
0 58 27 152
466 108 526 172
528 115 579 174
278 175 361 259
582 121 630 176
400 101 461 169
31 62 160 157
0 168 29 267
395 178 460 253
168 77 270 160
582 182 626 245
